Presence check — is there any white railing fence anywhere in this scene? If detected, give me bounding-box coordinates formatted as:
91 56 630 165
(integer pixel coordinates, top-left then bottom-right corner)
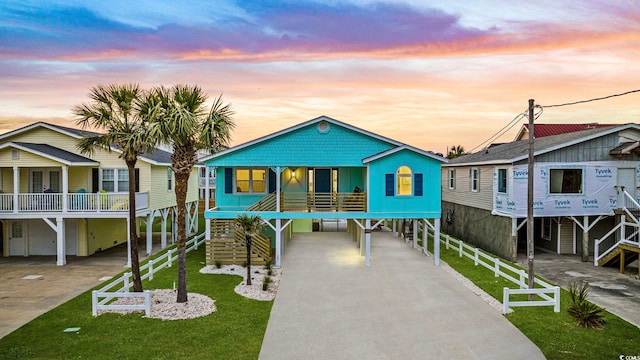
92 232 206 316
594 188 640 266
425 228 560 314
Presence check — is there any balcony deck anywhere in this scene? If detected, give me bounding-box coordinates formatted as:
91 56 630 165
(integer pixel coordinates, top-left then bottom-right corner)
0 192 149 215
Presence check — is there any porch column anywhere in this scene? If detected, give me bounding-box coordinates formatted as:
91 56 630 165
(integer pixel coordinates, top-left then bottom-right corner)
146 212 155 256
61 165 68 212
13 166 19 214
392 219 396 232
365 219 371 266
276 166 281 212
413 219 418 249
126 217 132 268
434 218 441 266
205 217 211 241
275 218 282 267
56 217 66 266
205 167 212 211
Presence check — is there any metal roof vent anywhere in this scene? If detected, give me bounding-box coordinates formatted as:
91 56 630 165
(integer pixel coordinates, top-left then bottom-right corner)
318 120 330 133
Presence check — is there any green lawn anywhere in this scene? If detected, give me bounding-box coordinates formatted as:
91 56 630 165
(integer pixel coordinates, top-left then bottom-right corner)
435 238 640 360
0 248 273 360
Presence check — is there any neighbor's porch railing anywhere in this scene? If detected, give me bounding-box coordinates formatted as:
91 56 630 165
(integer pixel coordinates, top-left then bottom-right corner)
594 187 640 266
0 192 149 213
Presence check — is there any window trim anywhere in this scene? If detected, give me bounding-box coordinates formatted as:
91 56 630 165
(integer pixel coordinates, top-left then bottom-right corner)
396 165 412 196
235 167 268 194
167 168 173 191
497 168 508 194
448 169 456 190
100 168 133 193
549 168 583 194
470 168 479 192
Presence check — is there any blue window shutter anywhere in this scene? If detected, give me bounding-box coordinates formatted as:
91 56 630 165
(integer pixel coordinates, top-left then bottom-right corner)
385 174 394 196
268 169 276 193
224 168 233 194
415 173 423 196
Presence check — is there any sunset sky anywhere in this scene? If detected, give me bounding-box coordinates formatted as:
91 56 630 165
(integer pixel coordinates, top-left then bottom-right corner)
1 1 639 154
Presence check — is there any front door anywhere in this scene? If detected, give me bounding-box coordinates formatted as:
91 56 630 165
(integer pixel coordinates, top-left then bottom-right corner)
617 168 636 208
30 169 60 193
8 220 25 256
314 169 332 193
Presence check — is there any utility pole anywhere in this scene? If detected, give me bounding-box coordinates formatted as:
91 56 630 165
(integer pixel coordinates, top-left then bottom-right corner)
527 99 535 299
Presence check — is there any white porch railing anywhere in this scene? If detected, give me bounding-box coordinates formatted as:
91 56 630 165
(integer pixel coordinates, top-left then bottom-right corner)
425 227 560 314
92 232 206 316
0 192 149 213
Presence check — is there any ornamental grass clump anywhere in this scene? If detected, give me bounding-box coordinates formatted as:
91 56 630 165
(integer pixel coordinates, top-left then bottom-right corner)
567 282 605 329
262 276 271 291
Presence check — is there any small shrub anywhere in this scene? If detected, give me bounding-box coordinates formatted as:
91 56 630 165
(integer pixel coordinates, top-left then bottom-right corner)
242 261 247 268
568 282 605 329
267 269 272 276
266 259 272 270
262 276 271 291
214 260 222 269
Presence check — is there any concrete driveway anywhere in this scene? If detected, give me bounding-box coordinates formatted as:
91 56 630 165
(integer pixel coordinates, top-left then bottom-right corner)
0 244 132 339
260 231 544 360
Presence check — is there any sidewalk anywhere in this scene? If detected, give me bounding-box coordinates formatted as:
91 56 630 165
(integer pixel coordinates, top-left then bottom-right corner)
260 231 544 360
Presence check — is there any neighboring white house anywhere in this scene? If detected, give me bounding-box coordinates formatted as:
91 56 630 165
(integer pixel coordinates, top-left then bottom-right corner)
442 123 640 269
0 122 200 265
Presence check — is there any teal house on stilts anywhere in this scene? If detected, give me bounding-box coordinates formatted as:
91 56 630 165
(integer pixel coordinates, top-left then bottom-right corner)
201 116 447 267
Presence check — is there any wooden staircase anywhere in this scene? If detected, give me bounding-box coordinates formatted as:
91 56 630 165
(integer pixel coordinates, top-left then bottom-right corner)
206 220 271 266
598 243 640 274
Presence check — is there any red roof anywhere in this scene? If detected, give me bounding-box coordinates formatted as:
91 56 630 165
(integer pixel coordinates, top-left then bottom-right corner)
516 123 616 140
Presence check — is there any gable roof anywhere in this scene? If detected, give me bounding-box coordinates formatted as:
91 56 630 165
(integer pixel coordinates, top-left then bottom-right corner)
202 116 404 162
0 121 172 166
514 123 616 141
362 145 447 163
1 142 98 166
447 123 640 167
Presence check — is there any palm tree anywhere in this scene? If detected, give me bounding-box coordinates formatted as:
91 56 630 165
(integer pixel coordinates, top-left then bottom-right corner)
235 214 264 286
149 84 235 303
73 84 162 292
447 145 466 159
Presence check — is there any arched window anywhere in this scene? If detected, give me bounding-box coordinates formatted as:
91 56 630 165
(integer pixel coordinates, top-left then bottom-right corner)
396 166 412 195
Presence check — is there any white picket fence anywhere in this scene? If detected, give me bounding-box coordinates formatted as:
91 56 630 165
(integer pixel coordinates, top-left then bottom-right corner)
92 232 207 316
429 229 560 314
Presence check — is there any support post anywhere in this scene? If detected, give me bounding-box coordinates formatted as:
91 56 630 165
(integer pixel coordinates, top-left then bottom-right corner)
146 212 154 256
434 218 440 266
275 218 282 267
412 219 418 249
365 219 371 266
582 216 589 262
422 219 428 255
161 209 168 249
56 217 66 266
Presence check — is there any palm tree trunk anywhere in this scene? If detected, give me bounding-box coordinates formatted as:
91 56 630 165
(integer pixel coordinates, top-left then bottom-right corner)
246 234 252 286
127 160 143 292
175 170 190 303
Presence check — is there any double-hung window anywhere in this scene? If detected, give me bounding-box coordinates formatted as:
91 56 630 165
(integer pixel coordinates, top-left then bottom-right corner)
470 168 479 192
448 169 456 190
235 168 266 193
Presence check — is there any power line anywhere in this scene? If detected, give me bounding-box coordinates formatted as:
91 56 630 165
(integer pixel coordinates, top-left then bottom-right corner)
469 109 527 152
541 89 640 108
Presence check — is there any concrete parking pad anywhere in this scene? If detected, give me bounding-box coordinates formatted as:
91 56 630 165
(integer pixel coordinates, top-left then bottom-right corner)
260 231 544 360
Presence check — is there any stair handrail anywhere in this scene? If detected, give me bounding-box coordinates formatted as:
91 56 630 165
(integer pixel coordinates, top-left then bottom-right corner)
617 185 640 212
594 222 623 266
246 192 277 212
